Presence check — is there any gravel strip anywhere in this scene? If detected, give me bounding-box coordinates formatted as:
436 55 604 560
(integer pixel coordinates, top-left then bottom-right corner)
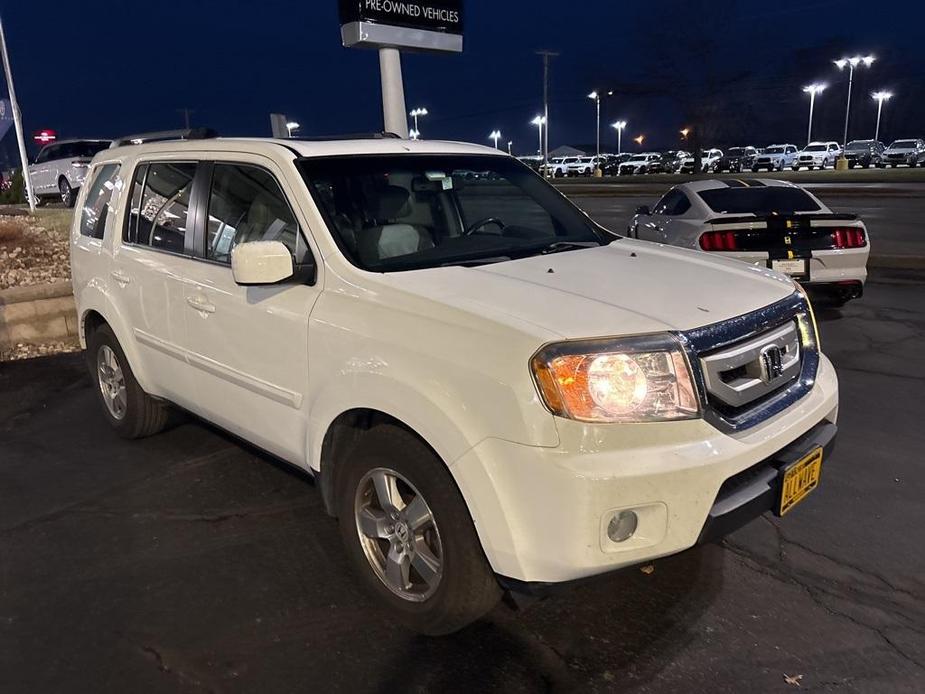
0 338 82 362
0 209 73 291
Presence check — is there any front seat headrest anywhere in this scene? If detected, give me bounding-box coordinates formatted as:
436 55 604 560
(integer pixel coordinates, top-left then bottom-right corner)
372 185 411 222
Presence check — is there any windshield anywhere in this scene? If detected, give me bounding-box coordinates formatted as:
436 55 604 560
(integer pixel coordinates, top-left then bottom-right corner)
890 140 917 149
727 148 745 156
766 147 784 154
698 187 821 214
803 145 827 152
298 155 607 272
846 141 872 151
627 156 647 163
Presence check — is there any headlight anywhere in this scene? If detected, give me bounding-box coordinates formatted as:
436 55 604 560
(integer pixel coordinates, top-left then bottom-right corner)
531 335 700 423
793 282 820 350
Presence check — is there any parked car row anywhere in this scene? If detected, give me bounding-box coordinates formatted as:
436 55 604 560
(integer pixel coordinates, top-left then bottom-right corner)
518 137 925 177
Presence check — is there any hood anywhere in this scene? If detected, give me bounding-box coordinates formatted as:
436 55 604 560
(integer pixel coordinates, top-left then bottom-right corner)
382 240 796 340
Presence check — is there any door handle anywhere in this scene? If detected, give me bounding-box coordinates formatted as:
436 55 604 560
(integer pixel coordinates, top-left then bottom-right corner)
110 270 131 286
186 296 216 314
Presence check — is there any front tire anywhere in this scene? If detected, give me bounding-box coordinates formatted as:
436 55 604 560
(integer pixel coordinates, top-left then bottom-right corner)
59 178 76 207
87 324 170 439
336 425 501 635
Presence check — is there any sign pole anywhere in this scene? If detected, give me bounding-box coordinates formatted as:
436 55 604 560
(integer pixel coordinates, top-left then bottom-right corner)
379 47 409 138
0 15 35 213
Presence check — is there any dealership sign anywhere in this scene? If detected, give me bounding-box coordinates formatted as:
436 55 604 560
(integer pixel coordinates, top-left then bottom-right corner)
339 0 463 53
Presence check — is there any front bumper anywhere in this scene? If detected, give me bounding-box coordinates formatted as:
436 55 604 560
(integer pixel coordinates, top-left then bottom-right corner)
451 354 839 584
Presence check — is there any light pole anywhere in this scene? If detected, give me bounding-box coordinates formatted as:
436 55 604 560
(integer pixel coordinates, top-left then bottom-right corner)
611 120 627 154
409 128 420 140
871 91 893 142
489 130 502 149
531 115 545 157
285 121 300 138
409 107 428 137
0 15 35 213
536 50 558 173
507 141 513 155
834 55 874 149
802 83 826 146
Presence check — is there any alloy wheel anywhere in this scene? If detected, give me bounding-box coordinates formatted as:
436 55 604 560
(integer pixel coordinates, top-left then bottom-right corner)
97 345 127 420
354 467 443 602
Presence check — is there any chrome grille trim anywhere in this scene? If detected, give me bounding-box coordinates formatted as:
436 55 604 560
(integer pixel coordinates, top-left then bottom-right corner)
676 293 819 433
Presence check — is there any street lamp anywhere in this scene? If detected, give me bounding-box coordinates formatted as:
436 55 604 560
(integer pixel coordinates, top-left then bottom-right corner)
507 140 513 155
531 115 546 156
680 128 690 141
489 130 502 149
285 121 300 138
409 107 428 137
409 128 420 140
587 90 612 158
611 120 627 154
834 55 874 149
633 134 645 149
802 83 826 146
871 91 893 142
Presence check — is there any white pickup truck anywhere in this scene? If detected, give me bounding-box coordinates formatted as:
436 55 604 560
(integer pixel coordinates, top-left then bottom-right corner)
70 132 838 634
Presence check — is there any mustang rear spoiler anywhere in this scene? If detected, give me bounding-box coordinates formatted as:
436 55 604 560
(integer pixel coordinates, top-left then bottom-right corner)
705 213 860 225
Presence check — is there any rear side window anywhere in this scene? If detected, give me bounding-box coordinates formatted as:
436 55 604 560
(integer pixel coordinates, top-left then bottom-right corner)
79 164 121 239
205 164 303 264
124 162 196 253
652 189 691 216
698 187 821 214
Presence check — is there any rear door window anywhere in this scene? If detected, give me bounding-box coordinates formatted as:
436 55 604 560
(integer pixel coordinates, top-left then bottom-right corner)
126 162 197 252
79 164 121 239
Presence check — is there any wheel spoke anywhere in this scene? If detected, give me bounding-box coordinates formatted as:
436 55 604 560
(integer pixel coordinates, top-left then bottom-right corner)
371 470 403 513
411 539 441 587
357 507 390 539
385 547 411 591
404 495 433 532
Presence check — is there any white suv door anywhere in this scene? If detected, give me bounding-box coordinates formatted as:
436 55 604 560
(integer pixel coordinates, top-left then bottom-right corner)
111 161 200 405
180 160 321 463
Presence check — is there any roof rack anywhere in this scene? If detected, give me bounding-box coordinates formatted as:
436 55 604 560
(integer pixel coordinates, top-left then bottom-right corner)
286 132 402 141
110 128 219 148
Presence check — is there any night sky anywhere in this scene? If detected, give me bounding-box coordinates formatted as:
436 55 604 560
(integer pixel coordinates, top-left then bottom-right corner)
3 0 925 159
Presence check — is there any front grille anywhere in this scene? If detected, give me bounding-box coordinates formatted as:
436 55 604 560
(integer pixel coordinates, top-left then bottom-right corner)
679 294 819 432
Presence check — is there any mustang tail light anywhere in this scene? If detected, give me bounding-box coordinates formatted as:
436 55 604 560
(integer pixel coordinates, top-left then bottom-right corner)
831 227 866 249
699 230 739 251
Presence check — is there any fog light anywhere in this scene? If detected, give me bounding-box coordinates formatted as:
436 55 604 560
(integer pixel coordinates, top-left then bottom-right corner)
607 511 638 543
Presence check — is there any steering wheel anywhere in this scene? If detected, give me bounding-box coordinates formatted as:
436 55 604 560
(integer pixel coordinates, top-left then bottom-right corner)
464 217 505 236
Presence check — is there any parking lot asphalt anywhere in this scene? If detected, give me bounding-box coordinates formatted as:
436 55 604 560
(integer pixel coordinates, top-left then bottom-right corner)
1 269 924 693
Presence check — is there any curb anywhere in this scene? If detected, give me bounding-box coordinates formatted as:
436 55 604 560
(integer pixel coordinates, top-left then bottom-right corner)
0 281 78 350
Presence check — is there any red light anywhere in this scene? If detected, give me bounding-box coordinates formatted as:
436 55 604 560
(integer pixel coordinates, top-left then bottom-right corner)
699 230 739 251
32 129 57 144
831 227 866 249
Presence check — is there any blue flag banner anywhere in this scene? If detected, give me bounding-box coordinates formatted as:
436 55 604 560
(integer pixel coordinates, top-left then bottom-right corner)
0 98 13 141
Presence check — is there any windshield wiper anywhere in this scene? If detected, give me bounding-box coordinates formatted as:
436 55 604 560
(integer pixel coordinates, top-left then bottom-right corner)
539 241 601 255
441 256 512 268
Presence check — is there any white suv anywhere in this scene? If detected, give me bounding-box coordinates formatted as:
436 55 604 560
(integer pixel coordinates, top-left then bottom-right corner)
27 139 111 207
793 142 842 170
71 132 839 635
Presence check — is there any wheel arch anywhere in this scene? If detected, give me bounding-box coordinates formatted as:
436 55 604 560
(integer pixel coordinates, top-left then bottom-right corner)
77 291 156 393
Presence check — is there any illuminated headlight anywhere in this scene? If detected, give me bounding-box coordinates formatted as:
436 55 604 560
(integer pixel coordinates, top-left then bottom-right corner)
531 335 700 423
793 282 821 350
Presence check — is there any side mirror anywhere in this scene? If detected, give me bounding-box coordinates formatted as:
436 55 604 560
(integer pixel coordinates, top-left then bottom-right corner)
231 240 294 286
635 205 650 216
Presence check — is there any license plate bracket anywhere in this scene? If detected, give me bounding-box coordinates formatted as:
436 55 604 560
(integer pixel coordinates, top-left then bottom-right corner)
777 447 823 516
770 258 809 278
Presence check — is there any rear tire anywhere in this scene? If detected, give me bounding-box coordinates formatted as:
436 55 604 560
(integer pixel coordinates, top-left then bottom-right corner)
87 324 170 439
336 424 501 635
59 178 76 208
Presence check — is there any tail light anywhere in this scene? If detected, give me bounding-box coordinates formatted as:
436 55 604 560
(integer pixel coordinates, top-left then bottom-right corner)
699 230 739 251
831 227 866 249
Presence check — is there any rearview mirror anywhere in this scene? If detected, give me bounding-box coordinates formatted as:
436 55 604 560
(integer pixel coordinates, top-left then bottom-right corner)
231 240 294 286
635 205 650 216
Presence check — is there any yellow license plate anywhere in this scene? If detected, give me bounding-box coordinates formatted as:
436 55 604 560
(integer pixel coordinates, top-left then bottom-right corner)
779 448 823 515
